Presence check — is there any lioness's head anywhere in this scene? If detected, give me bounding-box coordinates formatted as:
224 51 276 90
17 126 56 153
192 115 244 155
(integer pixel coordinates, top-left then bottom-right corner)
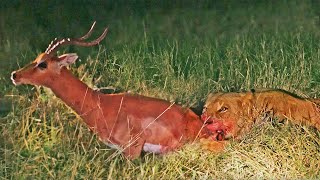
202 92 254 140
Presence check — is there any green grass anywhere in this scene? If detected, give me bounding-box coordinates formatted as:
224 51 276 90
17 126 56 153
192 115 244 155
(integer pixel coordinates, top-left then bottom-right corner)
1 0 320 179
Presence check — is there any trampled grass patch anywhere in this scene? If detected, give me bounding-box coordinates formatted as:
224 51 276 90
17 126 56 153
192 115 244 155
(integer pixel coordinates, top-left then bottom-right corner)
1 1 320 179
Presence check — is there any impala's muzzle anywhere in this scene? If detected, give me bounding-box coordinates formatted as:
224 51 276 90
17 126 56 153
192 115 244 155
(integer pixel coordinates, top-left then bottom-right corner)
10 70 24 85
11 71 17 85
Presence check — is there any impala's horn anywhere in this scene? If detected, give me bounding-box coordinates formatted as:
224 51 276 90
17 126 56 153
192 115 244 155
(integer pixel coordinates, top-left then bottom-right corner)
45 21 108 56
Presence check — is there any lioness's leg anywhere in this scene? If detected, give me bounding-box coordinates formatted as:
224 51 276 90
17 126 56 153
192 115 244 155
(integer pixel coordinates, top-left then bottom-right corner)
200 138 228 153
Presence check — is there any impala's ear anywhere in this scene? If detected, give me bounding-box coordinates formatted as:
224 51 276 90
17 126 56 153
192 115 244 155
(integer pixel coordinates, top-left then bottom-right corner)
57 53 79 67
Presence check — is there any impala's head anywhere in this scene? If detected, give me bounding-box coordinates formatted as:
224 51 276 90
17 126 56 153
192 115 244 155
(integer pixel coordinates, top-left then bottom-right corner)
11 52 79 86
11 22 108 86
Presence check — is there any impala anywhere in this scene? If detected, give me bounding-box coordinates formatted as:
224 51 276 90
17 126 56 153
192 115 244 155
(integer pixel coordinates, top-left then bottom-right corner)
11 22 213 159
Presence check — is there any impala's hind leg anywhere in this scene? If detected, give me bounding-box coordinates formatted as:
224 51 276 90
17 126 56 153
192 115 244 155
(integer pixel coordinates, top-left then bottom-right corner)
122 138 145 159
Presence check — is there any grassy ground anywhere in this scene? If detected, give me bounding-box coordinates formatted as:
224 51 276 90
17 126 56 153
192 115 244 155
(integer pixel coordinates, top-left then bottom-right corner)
1 0 320 179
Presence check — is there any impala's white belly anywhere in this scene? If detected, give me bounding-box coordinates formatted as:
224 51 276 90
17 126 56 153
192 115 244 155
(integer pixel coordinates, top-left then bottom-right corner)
143 143 163 153
106 143 164 153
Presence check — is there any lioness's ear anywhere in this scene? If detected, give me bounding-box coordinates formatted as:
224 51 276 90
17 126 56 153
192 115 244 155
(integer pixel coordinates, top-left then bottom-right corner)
207 92 223 101
57 53 79 67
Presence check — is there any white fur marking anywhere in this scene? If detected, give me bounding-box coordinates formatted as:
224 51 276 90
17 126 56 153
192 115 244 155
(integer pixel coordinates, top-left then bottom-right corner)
106 142 163 154
11 71 17 85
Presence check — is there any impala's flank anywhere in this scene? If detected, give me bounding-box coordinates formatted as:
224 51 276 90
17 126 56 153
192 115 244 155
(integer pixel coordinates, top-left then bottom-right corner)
11 22 212 159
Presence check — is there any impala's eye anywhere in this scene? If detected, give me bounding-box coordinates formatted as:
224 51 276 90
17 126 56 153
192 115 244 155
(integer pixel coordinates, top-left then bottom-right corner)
37 62 47 70
218 106 228 113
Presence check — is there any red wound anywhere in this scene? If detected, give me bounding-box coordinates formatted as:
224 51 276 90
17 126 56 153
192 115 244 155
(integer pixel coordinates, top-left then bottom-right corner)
206 120 227 141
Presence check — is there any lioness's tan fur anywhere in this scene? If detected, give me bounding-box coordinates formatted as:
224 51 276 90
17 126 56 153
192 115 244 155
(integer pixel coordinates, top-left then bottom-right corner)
203 89 320 139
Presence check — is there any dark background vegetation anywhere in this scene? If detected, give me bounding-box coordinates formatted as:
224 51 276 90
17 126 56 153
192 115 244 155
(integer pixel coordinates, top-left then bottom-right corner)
1 0 319 96
1 0 319 84
1 0 320 179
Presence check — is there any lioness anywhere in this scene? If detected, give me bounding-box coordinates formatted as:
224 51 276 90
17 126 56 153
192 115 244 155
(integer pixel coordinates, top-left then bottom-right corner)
201 89 320 142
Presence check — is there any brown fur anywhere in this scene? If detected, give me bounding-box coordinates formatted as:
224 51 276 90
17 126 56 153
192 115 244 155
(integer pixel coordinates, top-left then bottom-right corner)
202 89 320 141
11 25 214 158
12 53 212 159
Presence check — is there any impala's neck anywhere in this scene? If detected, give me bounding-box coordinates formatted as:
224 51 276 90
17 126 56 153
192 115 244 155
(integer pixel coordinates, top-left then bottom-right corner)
47 68 101 119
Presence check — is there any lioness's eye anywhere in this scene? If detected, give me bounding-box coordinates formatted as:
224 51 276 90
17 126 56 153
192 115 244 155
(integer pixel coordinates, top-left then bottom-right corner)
218 106 228 113
37 62 47 70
